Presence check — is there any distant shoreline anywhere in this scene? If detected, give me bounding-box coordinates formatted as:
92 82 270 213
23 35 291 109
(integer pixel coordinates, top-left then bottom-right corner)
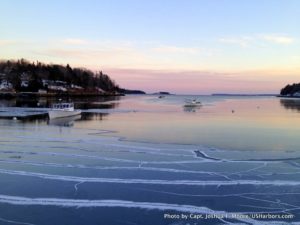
211 93 276 97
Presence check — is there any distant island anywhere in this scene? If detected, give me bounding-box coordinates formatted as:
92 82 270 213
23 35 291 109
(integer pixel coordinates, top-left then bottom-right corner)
0 59 144 97
153 92 171 95
279 83 300 97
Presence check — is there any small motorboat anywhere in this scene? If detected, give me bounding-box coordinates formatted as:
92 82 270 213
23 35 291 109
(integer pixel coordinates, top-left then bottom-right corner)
48 103 81 119
184 99 202 107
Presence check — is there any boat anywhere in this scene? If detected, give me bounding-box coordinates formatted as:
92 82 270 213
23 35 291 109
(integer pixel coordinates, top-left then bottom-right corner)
184 99 202 107
48 103 81 119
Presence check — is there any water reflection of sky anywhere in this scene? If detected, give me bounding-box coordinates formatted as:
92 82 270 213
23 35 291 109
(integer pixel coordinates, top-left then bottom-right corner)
1 95 300 152
68 96 300 152
1 95 300 225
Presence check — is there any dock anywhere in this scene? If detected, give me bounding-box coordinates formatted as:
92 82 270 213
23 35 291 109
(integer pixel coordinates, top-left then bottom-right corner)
0 107 49 119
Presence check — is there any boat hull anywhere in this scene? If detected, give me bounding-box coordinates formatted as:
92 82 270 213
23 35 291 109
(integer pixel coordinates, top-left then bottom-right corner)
48 110 81 119
184 103 201 107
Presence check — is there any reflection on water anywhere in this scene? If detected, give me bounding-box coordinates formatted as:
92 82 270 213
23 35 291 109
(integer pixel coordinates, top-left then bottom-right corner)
1 95 300 224
2 95 300 152
48 115 82 127
183 105 202 112
2 96 121 109
80 112 108 121
280 98 300 112
13 112 110 127
77 102 119 110
47 113 109 127
16 97 43 108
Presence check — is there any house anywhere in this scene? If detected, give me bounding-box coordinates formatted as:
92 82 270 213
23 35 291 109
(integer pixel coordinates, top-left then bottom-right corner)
71 84 84 90
0 73 6 78
20 72 30 87
293 92 300 97
96 87 105 93
47 85 67 92
42 79 68 92
0 80 13 91
38 89 47 94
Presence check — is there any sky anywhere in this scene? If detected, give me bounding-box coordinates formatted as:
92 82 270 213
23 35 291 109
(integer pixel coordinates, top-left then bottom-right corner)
0 0 300 94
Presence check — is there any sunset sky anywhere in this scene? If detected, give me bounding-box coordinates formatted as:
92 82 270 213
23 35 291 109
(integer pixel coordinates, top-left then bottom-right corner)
1 0 299 94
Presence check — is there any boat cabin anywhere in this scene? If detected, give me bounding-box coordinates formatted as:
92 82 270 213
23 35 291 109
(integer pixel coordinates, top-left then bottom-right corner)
52 103 74 109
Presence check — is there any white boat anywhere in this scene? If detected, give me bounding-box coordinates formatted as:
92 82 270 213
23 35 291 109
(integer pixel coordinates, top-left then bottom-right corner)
184 99 202 107
48 103 81 119
48 114 81 126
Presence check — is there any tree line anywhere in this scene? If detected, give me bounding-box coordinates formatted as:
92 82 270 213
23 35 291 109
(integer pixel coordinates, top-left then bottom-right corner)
280 83 300 96
0 59 119 92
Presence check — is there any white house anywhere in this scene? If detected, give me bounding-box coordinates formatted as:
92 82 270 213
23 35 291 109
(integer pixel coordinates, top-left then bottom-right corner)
48 85 67 92
293 92 300 97
20 72 30 87
0 80 13 91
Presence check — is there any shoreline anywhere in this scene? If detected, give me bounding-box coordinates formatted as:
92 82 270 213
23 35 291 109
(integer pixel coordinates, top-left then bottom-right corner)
0 92 124 99
276 95 300 99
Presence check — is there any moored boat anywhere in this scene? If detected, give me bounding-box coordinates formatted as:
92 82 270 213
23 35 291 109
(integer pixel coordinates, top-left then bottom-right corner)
48 103 81 119
184 99 202 107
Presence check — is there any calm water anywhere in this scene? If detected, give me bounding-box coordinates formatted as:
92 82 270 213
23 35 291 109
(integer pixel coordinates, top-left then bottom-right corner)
0 95 300 224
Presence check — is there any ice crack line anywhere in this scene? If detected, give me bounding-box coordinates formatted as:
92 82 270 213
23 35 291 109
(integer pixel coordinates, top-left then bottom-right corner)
1 169 300 186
